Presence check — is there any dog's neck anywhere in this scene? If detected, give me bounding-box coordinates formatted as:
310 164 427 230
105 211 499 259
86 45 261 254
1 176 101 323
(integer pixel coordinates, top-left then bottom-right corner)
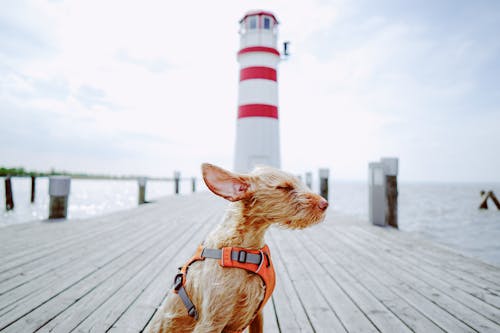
204 201 270 249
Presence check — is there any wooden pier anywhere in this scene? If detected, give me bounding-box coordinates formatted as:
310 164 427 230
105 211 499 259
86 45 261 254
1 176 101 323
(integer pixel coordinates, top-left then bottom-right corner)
1 193 500 332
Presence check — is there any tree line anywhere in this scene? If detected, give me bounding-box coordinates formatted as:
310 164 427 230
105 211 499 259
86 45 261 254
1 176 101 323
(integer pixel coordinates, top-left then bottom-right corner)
0 166 166 180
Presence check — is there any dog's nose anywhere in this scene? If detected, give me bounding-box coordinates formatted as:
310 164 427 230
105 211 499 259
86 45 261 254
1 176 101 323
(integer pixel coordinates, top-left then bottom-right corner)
318 198 329 210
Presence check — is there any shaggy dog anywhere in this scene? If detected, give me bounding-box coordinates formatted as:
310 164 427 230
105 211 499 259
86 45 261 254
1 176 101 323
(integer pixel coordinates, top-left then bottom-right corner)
146 163 328 333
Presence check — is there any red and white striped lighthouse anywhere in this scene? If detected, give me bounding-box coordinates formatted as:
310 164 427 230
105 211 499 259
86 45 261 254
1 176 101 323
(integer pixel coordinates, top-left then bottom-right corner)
234 10 281 173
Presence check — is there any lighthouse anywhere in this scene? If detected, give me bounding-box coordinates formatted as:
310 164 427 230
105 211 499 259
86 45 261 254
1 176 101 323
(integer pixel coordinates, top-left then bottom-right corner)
234 10 281 173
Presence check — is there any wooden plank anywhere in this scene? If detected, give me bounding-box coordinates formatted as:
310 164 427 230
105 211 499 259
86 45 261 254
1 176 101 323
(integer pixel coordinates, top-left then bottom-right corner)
2 193 500 333
319 225 482 332
78 208 222 333
0 208 140 258
303 228 445 333
352 226 500 307
0 196 196 284
1 225 168 331
360 225 500 286
265 238 314 333
0 216 158 295
270 231 347 332
0 211 167 313
0 202 198 331
0 210 149 273
0 194 194 262
105 211 226 332
282 229 413 333
345 226 500 322
262 298 280 333
274 230 379 333
33 210 217 333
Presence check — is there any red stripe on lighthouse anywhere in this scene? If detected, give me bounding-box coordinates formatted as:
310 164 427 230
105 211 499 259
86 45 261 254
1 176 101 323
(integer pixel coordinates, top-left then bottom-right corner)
238 104 278 119
238 46 280 56
240 67 277 81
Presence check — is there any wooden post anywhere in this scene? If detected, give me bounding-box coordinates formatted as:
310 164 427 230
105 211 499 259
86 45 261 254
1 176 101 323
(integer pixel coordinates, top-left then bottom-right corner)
480 190 500 210
319 169 329 201
489 191 500 209
381 158 399 229
479 190 488 209
30 175 36 203
138 177 147 205
191 177 196 193
368 162 385 226
385 175 398 228
5 176 14 211
305 172 312 190
174 171 180 195
48 176 71 219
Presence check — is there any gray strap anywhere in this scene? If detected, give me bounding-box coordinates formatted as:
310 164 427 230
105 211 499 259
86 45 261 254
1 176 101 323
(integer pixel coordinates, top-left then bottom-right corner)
201 248 262 265
177 287 198 320
174 274 198 320
200 248 222 259
178 285 199 320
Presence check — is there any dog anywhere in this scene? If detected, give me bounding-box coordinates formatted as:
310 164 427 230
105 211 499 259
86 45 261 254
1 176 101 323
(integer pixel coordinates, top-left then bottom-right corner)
145 163 328 333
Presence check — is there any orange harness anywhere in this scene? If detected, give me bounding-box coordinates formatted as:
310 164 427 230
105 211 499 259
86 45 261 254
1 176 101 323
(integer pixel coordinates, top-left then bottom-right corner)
173 244 276 327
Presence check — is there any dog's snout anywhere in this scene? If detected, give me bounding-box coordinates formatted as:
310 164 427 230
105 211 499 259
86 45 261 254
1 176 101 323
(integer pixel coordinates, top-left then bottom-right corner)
318 198 329 210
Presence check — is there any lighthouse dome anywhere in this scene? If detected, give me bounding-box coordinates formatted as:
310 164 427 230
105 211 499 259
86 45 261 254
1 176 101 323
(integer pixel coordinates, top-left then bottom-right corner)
239 10 279 49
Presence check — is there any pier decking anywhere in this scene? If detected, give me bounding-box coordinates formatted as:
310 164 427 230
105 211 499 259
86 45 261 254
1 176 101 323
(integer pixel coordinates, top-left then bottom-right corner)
1 193 500 332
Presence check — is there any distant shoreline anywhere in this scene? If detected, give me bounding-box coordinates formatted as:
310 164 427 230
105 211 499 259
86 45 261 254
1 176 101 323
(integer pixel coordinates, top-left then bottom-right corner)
0 167 171 181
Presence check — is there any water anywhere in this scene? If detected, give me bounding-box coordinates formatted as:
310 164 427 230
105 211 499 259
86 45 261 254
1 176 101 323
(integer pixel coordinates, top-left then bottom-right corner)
0 177 204 225
332 181 500 266
1 177 499 266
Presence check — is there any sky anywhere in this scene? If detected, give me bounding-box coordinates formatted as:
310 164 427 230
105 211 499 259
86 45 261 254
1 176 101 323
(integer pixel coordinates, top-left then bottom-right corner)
1 0 499 182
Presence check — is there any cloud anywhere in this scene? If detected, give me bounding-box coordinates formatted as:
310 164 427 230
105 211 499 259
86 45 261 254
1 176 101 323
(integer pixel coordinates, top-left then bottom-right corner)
115 49 169 73
1 0 499 181
75 85 113 109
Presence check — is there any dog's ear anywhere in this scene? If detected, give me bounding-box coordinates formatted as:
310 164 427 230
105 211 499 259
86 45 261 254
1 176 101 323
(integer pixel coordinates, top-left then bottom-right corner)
202 163 251 201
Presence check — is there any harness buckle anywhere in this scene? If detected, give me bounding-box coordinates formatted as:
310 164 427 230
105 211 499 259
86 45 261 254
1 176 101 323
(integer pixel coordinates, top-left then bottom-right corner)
173 273 184 291
188 306 199 320
237 250 247 263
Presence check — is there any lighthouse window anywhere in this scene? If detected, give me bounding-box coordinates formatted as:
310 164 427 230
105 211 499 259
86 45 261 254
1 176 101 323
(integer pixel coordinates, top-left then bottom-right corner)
263 17 271 29
248 16 257 29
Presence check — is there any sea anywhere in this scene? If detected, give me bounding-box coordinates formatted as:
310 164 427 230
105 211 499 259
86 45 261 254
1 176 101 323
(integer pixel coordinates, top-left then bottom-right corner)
1 177 499 267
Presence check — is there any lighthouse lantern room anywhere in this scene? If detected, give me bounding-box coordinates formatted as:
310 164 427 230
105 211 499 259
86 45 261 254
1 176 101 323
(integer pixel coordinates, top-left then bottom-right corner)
234 10 281 173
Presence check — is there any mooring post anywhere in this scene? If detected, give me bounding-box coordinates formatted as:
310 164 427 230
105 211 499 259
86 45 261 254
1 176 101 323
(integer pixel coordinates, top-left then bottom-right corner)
319 168 329 200
305 172 312 190
368 162 385 226
5 176 14 211
174 171 180 195
479 191 489 209
191 177 196 193
48 176 71 219
369 158 399 228
480 190 500 210
138 177 147 205
381 157 399 228
30 175 36 203
489 191 500 209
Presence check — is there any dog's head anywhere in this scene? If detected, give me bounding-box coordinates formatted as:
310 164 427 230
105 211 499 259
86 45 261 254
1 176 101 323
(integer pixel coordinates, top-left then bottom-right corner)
202 163 328 229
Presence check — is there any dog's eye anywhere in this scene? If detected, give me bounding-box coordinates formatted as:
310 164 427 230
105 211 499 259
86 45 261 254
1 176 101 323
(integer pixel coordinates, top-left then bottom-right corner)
276 184 294 192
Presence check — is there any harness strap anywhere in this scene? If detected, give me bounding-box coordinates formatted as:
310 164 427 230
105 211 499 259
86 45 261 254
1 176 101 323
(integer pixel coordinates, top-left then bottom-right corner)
202 248 263 265
174 274 199 319
172 244 275 324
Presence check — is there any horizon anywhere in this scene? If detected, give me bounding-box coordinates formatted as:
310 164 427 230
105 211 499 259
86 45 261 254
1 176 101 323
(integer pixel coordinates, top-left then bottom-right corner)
2 165 500 185
1 0 500 183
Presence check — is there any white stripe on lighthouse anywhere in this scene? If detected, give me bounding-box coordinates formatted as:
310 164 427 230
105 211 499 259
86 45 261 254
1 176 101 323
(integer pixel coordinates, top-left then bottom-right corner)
238 80 278 106
238 53 280 68
234 117 281 172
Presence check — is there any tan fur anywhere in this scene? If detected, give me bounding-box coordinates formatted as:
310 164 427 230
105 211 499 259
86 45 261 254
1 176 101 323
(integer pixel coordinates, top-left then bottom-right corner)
145 164 328 333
